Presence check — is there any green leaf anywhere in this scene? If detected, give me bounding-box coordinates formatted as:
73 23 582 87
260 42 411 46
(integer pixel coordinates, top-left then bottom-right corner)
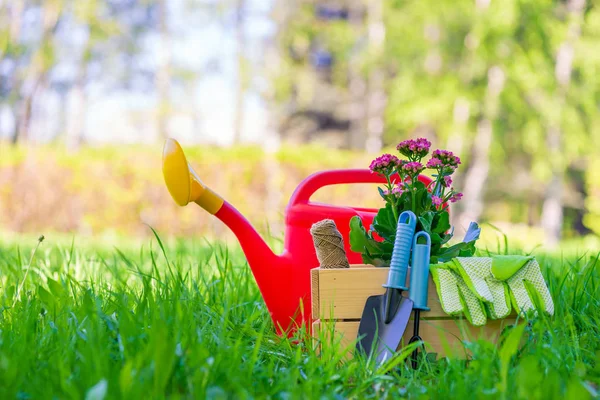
458 241 477 257
430 232 443 244
86 379 108 400
38 286 55 307
499 323 527 394
349 216 391 255
5 285 15 300
436 241 475 262
398 191 412 212
83 288 96 312
372 204 397 241
413 181 428 214
47 278 65 298
440 234 453 245
363 248 392 267
349 216 369 253
433 211 451 234
418 211 434 233
152 325 176 394
565 378 593 400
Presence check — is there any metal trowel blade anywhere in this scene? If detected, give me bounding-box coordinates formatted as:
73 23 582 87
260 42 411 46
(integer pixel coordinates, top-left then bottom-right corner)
356 290 414 364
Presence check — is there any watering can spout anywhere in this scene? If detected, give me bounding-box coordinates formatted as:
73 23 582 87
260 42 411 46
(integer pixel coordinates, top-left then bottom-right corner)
162 139 290 328
163 138 223 212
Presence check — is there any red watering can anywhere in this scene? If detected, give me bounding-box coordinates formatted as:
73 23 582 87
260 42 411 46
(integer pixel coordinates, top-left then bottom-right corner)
162 138 433 335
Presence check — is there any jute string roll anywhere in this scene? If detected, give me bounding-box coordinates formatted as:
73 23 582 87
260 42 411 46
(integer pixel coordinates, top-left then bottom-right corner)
310 219 350 269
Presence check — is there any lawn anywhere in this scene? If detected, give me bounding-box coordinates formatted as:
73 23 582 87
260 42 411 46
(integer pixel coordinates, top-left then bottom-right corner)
0 233 599 399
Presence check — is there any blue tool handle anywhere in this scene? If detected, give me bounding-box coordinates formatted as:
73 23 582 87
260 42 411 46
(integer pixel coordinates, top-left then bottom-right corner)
409 231 431 311
384 210 416 290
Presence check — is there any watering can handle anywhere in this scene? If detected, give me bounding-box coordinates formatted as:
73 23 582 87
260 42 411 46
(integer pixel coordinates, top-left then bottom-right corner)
288 169 432 207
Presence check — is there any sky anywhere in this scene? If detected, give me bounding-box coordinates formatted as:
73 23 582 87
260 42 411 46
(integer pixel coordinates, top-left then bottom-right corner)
1 0 278 147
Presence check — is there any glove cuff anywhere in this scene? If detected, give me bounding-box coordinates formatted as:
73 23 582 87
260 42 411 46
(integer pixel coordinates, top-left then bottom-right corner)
491 255 534 280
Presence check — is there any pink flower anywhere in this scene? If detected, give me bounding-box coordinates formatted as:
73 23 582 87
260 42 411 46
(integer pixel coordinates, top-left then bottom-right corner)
426 158 443 169
450 192 463 203
369 154 401 176
401 161 425 175
443 176 453 187
432 196 443 206
392 186 404 196
432 149 461 169
397 138 431 159
382 185 404 198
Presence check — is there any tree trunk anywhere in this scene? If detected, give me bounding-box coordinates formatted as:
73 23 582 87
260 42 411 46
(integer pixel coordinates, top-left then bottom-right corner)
458 118 493 230
364 0 385 153
540 127 564 247
259 0 293 241
156 0 171 141
446 97 470 155
346 3 367 150
8 0 24 144
12 0 62 144
9 0 24 41
14 75 43 144
233 0 247 144
540 0 584 247
458 66 505 233
65 71 87 151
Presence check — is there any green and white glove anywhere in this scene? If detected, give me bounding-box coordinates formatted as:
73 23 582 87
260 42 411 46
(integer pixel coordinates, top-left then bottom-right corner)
430 256 554 326
430 260 489 326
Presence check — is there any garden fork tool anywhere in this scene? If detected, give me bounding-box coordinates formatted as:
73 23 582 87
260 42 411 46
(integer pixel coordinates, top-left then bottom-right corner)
408 231 432 369
355 211 417 364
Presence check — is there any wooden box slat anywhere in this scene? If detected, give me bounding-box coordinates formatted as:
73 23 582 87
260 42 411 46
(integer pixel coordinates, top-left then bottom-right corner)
312 318 515 358
311 266 445 321
310 265 516 360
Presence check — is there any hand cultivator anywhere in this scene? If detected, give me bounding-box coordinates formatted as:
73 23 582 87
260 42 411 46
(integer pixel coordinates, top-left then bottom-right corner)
163 137 554 367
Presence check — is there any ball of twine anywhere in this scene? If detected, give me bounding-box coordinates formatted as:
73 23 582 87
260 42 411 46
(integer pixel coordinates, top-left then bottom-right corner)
310 219 350 269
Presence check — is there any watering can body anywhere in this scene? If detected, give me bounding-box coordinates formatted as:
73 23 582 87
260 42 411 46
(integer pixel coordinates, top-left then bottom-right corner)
162 138 433 335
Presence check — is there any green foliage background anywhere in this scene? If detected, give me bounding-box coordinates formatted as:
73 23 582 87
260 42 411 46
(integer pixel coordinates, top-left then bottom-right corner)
277 0 600 242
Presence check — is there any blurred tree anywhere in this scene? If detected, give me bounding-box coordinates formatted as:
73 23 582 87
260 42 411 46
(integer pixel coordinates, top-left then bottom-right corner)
382 0 598 240
13 0 63 144
364 0 386 153
457 0 509 232
0 0 25 137
540 0 586 247
156 0 172 141
66 0 121 150
0 0 598 244
233 0 248 144
275 1 360 149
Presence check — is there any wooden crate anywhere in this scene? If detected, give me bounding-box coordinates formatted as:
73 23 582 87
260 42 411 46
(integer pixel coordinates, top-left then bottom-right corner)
310 264 516 359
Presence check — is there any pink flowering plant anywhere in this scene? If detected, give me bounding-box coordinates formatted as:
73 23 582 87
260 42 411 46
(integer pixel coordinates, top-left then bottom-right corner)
349 138 480 265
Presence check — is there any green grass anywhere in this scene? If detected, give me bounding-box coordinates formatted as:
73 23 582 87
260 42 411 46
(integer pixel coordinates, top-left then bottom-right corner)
0 233 599 399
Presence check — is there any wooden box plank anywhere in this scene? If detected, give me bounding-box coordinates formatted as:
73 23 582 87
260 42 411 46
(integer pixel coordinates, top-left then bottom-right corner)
311 266 445 320
312 318 516 359
310 265 517 360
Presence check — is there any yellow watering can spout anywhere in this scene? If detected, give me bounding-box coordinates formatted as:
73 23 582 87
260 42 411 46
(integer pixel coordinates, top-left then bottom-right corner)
162 138 223 214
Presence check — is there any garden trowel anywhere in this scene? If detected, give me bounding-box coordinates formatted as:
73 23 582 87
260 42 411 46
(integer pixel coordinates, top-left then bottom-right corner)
355 210 417 364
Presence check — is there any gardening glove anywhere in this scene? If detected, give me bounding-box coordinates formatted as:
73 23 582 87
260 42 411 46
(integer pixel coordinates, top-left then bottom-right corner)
430 261 489 326
431 256 554 326
492 255 554 317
